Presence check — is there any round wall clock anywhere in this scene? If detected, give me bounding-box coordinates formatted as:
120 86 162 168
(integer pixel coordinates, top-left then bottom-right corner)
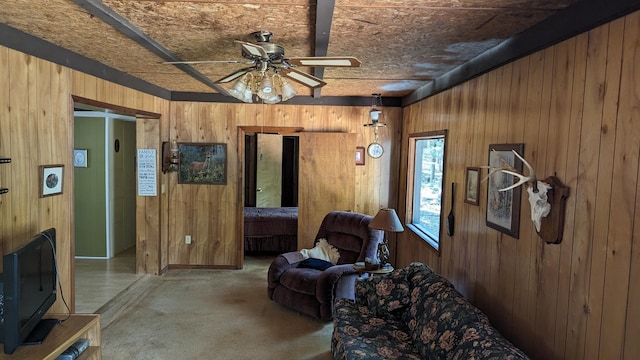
367 142 384 158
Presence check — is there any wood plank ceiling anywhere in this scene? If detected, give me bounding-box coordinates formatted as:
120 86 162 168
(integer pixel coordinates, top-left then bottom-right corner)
1 0 633 103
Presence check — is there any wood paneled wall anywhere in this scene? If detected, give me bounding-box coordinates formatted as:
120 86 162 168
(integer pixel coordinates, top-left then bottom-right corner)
166 102 402 268
398 11 640 360
0 47 73 313
0 45 170 311
0 41 401 314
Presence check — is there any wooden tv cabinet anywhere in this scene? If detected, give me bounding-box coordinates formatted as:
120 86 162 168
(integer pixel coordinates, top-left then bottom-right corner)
0 314 101 360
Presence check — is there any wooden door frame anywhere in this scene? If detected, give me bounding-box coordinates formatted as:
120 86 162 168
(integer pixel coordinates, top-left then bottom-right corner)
236 126 303 268
71 96 162 276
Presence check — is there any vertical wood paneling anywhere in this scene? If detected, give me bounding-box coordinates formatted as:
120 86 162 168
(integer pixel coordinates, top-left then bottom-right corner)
165 100 400 268
0 46 9 255
582 22 614 360
530 44 556 360
453 82 472 298
136 118 161 274
622 11 640 358
1 48 75 313
297 132 356 248
532 40 570 359
468 75 488 305
1 45 168 310
562 30 589 360
398 11 640 360
495 62 518 335
480 67 501 322
519 49 545 350
547 37 575 357
11 52 35 242
599 15 638 360
471 72 490 314
503 56 527 337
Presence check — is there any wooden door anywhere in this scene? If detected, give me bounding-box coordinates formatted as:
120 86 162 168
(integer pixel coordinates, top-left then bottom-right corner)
256 133 283 207
297 132 356 249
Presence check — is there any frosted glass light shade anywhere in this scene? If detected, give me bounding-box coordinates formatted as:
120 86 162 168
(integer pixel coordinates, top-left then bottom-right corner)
257 76 274 99
280 80 297 101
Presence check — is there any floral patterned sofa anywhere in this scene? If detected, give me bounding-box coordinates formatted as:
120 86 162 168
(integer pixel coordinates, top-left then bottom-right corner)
332 262 529 360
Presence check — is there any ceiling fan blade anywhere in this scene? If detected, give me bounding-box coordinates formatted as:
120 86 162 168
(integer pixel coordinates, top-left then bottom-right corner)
162 60 243 65
287 57 361 67
281 68 327 88
235 40 268 59
215 67 253 83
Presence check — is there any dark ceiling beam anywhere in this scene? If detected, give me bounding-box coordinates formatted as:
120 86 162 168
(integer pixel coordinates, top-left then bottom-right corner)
312 0 336 98
0 23 171 100
402 0 640 106
70 0 228 95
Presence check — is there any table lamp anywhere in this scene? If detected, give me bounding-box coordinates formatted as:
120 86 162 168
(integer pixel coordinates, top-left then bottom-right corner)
369 208 404 266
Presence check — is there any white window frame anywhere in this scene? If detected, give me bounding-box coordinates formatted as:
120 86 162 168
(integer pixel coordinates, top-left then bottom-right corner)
405 130 448 252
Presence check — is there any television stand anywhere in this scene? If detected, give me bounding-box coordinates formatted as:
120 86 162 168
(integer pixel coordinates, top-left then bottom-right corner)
0 314 101 360
23 318 58 345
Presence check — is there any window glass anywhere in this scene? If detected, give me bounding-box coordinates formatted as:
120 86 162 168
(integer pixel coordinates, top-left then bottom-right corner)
406 130 447 251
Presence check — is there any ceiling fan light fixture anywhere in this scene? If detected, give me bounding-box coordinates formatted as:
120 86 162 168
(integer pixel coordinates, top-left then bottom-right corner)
228 75 248 99
262 94 282 104
280 78 297 101
167 31 359 103
240 87 254 103
257 75 275 100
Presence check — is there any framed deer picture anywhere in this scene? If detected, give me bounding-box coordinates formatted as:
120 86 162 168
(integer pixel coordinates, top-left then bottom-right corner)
178 143 227 185
485 143 524 239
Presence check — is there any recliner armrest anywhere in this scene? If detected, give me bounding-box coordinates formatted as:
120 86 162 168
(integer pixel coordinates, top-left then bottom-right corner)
267 251 305 289
315 264 358 306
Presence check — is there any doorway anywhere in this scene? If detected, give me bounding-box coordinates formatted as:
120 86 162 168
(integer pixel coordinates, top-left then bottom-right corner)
73 103 139 312
240 128 356 258
244 133 299 208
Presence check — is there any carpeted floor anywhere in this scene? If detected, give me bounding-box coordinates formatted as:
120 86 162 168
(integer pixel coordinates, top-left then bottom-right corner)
99 256 333 360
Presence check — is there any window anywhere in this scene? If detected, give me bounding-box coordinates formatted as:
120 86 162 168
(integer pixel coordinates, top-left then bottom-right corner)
406 130 447 251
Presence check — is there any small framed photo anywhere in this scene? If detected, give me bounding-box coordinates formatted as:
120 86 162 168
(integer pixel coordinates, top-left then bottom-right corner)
465 167 480 206
40 165 64 197
73 149 88 167
355 147 365 166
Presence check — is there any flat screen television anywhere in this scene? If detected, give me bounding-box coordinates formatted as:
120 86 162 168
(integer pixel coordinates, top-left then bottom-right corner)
0 228 57 354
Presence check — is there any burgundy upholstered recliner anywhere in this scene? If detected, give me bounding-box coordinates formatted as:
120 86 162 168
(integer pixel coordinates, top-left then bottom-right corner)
267 211 384 321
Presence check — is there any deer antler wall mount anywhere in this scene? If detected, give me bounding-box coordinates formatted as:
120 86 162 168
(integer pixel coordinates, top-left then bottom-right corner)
483 149 569 244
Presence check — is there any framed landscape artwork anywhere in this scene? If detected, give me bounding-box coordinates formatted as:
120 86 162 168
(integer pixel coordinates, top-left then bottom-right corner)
178 143 227 185
465 167 480 206
485 143 524 238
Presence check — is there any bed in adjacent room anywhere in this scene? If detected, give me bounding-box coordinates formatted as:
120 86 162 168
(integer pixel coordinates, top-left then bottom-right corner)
244 207 298 253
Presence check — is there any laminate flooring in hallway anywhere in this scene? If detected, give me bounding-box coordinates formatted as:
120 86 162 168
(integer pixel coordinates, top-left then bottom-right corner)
74 247 143 314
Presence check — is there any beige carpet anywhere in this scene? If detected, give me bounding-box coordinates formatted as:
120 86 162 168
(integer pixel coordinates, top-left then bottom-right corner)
99 256 333 360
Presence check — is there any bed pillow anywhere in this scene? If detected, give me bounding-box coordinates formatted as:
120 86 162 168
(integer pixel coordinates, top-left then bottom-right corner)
299 238 340 264
299 258 334 271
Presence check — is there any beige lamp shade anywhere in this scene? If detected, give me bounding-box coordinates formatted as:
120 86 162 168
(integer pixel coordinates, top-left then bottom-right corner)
369 208 404 232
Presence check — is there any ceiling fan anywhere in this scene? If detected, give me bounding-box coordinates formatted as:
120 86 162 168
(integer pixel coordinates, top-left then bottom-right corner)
164 31 361 103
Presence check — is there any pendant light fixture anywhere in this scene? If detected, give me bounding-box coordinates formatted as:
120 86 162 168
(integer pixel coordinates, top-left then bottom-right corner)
364 94 386 158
